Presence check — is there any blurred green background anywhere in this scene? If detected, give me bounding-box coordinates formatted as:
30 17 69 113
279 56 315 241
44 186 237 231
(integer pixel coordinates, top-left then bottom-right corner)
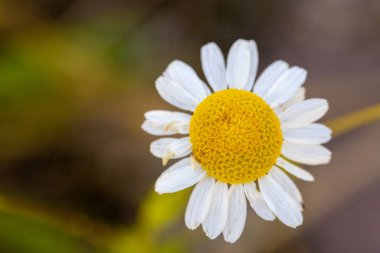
0 0 380 252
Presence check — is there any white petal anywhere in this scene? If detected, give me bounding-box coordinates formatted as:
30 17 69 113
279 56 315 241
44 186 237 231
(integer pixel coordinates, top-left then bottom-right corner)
272 106 283 115
244 182 275 221
226 39 258 91
202 182 229 239
281 87 306 109
164 60 211 100
167 137 192 158
185 176 215 230
283 123 332 144
253 60 289 97
155 158 206 194
258 175 303 228
150 138 176 158
144 110 192 123
276 157 314 182
201 42 227 92
150 137 192 165
282 141 332 165
223 184 247 243
156 76 200 111
279 99 329 128
142 110 191 135
269 167 303 211
263 67 307 107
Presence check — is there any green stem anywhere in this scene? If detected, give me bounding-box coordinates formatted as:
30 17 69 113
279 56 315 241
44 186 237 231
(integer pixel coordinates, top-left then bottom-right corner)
325 103 380 137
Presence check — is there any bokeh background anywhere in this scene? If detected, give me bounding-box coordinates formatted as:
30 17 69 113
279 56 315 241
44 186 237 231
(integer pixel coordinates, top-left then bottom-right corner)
1 0 380 252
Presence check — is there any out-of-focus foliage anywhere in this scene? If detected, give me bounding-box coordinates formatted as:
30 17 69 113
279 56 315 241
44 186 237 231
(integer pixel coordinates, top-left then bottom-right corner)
0 184 189 253
0 23 124 162
0 3 191 252
111 190 189 253
0 195 106 253
0 210 93 253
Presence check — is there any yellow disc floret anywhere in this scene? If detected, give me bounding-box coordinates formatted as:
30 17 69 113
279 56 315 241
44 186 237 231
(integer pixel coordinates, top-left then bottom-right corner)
190 89 283 184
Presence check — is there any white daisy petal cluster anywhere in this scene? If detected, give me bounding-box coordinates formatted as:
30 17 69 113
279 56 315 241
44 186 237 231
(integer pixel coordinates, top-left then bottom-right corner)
142 39 331 243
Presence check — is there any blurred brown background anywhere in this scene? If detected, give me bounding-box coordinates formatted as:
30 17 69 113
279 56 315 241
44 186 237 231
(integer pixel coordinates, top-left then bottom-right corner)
0 0 380 252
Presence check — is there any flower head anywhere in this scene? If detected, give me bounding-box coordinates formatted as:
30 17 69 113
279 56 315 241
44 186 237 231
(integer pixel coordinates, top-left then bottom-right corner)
142 39 331 243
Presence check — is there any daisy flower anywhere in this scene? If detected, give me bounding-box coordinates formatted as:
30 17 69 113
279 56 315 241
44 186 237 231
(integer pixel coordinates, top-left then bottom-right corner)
142 39 331 243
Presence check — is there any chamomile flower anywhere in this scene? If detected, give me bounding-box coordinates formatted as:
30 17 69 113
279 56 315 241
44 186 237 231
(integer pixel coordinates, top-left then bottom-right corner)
142 39 331 243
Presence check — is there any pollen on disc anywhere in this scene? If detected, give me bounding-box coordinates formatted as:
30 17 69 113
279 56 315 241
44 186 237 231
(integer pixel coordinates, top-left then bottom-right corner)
189 89 283 184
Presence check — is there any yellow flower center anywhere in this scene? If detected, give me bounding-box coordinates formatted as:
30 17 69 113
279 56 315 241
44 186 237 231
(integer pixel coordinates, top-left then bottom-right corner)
190 89 283 184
